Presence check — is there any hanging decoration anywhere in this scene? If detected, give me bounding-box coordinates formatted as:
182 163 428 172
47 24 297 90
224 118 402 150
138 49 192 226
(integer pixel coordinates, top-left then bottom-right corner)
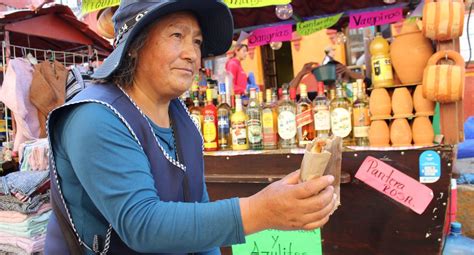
224 0 291 8
335 31 347 44
296 13 343 36
275 4 294 20
247 24 293 47
349 7 403 29
270 41 283 50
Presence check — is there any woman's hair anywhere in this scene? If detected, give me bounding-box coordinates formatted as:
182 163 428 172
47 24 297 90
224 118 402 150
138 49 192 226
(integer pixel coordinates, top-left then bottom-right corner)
107 25 153 88
229 43 248 58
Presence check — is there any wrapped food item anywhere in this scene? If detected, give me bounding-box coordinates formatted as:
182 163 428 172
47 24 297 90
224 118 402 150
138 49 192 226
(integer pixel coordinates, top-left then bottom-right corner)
300 136 343 211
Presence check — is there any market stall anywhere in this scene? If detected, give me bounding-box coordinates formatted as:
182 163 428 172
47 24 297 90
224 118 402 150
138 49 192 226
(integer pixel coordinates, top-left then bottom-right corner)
0 3 112 253
197 1 468 254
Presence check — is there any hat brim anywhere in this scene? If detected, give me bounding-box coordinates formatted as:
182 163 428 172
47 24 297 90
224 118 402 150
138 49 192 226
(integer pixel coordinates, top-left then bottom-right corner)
92 1 234 80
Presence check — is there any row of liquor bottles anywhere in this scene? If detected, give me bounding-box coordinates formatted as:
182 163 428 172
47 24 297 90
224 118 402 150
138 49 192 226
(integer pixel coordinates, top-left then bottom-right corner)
185 79 370 151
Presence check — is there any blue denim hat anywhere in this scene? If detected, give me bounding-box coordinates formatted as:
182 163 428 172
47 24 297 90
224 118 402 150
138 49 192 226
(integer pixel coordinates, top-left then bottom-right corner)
92 0 234 79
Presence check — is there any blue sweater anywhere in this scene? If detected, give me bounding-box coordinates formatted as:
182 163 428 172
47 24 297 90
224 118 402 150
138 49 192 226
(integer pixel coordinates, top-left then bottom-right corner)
51 103 245 254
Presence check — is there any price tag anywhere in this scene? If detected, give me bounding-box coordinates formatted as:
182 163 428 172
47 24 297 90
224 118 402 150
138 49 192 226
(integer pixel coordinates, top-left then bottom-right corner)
355 156 434 215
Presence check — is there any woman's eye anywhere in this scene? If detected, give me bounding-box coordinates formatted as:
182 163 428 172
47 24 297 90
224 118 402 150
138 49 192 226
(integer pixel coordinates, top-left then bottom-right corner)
194 39 203 46
172 33 182 39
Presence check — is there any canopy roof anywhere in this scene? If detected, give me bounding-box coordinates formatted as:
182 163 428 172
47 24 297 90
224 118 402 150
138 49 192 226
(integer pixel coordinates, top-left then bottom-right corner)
0 4 112 58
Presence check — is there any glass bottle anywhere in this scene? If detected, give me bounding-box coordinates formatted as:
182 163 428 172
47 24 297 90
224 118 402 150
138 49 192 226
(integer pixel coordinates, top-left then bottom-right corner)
313 82 331 138
202 89 218 151
231 96 249 150
277 87 297 149
246 88 263 150
258 91 264 108
262 89 278 150
296 84 315 147
330 84 353 146
189 98 203 134
353 79 370 146
217 93 232 150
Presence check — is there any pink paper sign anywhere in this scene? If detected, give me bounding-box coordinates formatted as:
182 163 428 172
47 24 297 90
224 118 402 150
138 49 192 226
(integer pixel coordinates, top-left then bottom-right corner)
349 7 403 29
355 156 434 215
248 25 292 47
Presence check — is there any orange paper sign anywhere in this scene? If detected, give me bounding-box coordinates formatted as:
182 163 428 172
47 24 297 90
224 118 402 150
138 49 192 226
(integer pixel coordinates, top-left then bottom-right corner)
355 156 434 215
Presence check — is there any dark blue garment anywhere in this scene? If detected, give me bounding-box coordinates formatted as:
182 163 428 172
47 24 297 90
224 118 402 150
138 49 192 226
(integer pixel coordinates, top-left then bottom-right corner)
45 84 244 254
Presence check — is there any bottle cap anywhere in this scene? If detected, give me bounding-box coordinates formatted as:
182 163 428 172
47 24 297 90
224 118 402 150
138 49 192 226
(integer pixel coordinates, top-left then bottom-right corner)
451 222 462 234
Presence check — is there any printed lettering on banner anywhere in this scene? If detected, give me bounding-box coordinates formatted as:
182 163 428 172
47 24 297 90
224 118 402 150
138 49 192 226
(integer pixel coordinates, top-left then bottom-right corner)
297 13 343 36
82 0 120 14
224 0 291 8
349 8 403 29
248 25 293 47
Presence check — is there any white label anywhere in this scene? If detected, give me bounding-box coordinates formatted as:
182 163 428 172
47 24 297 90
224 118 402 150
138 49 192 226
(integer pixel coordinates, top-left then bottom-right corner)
314 110 331 131
331 108 352 138
247 120 262 143
231 122 247 145
354 126 369 138
278 111 297 140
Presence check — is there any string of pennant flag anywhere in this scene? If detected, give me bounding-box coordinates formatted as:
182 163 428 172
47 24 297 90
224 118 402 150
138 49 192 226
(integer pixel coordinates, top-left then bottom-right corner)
82 0 417 48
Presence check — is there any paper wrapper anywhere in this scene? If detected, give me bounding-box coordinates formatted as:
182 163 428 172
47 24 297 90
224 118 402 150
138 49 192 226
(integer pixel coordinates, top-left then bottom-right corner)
299 136 343 212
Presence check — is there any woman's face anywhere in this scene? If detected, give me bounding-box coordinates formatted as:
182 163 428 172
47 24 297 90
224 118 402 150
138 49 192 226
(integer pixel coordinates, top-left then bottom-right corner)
135 12 202 98
236 46 248 61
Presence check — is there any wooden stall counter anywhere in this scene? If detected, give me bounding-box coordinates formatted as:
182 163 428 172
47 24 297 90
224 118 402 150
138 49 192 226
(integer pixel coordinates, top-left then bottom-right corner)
204 145 454 255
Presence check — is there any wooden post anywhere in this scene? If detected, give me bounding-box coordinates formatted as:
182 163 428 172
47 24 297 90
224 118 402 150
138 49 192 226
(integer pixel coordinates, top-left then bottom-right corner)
438 39 465 144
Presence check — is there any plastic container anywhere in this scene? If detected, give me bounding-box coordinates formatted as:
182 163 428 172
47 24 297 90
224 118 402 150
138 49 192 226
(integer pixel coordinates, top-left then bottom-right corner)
370 33 394 87
443 222 474 255
312 64 336 82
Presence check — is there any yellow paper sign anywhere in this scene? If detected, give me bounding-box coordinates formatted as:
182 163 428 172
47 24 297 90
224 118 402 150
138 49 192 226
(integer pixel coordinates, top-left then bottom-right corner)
224 0 291 8
82 0 120 14
297 13 343 36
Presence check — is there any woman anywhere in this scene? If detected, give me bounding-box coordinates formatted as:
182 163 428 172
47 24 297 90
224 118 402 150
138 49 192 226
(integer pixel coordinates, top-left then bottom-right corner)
225 44 248 95
45 1 337 254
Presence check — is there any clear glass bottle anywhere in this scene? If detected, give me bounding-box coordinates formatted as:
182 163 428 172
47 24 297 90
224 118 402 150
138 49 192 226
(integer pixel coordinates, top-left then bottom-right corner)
277 87 297 149
217 93 232 150
189 98 203 133
203 89 218 151
231 95 249 150
246 89 263 150
262 89 278 150
353 79 370 146
313 82 331 138
296 84 315 147
330 83 353 146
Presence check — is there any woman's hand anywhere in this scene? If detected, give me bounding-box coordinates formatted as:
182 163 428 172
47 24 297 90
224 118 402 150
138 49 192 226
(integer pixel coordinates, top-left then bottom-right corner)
240 170 336 235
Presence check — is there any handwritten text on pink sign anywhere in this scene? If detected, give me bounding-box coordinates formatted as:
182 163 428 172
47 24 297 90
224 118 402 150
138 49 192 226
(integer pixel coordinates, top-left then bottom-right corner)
248 25 292 47
355 156 434 215
349 8 403 29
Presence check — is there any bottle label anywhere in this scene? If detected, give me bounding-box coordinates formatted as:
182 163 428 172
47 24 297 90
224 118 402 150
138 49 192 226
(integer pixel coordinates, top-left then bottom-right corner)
203 116 217 148
247 119 262 143
190 114 201 132
314 110 331 131
372 56 393 82
262 111 277 144
231 121 247 145
218 115 230 146
296 109 313 128
353 107 370 127
278 111 297 140
354 126 369 138
331 108 352 138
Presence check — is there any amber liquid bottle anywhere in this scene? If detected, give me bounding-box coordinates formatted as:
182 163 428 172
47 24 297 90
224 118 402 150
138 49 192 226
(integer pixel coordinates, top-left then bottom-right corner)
262 89 278 150
202 89 218 151
296 84 315 147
